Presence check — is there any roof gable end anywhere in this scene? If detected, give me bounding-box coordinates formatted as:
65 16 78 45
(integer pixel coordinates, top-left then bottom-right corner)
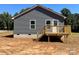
12 5 66 19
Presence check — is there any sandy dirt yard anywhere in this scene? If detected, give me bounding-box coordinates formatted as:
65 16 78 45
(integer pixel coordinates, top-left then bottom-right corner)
0 31 79 55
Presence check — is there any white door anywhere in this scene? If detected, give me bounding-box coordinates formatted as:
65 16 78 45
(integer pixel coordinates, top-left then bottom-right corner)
45 20 52 32
52 21 58 33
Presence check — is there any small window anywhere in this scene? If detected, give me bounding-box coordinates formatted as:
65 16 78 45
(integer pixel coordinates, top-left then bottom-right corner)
31 21 35 24
31 25 35 29
45 20 51 29
30 20 36 30
46 21 51 25
54 21 57 26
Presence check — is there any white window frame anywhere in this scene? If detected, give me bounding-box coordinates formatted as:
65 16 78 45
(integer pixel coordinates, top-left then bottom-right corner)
29 20 36 30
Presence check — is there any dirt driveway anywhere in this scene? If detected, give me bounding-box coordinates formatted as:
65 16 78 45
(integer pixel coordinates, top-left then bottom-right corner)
0 31 79 55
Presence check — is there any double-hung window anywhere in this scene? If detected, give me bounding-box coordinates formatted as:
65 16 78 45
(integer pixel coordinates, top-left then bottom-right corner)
54 21 57 26
30 20 36 30
45 20 51 29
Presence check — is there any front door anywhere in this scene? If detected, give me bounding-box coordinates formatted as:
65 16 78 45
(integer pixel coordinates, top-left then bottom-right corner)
52 21 58 33
45 20 52 32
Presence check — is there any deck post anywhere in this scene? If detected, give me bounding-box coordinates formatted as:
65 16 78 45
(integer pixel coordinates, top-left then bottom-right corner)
62 35 65 43
48 36 50 42
63 35 69 43
37 32 38 42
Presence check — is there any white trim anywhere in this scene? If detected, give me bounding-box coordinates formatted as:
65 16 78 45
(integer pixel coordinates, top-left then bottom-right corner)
29 20 36 30
52 19 59 26
45 19 60 26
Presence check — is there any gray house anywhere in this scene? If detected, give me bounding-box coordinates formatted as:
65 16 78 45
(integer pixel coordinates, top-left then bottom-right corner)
12 5 71 42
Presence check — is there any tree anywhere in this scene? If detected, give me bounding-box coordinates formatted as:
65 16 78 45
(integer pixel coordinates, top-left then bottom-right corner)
72 13 79 32
0 14 4 30
13 8 30 17
61 8 79 32
0 12 13 30
61 8 72 25
61 8 71 17
19 9 26 14
13 12 19 16
19 8 29 14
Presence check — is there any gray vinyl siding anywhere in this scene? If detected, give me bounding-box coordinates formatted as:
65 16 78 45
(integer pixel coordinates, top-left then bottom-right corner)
14 9 64 34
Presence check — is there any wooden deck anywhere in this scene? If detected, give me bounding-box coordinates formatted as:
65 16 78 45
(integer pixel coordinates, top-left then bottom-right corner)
37 25 71 42
45 32 69 36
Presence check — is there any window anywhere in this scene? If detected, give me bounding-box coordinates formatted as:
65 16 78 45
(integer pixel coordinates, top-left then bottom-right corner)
45 20 51 29
46 21 51 25
46 20 51 25
54 21 57 26
30 20 36 30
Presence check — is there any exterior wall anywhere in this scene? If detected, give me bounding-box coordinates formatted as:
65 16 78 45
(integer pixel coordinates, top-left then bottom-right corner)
14 9 64 35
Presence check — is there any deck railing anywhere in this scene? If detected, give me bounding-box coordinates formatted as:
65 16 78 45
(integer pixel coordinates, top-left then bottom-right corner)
44 25 71 34
37 25 71 39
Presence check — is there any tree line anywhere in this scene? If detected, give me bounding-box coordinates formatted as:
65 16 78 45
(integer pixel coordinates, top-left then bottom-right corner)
61 8 79 32
0 12 13 30
0 8 79 32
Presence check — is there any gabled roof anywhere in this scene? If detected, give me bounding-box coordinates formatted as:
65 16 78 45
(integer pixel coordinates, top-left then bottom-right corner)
12 4 66 19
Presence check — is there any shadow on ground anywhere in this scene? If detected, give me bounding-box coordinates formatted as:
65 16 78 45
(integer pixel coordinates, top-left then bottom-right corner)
39 35 63 43
3 34 63 43
3 34 13 38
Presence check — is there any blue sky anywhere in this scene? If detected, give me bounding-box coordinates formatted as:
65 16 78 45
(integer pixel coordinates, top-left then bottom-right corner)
0 4 79 15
